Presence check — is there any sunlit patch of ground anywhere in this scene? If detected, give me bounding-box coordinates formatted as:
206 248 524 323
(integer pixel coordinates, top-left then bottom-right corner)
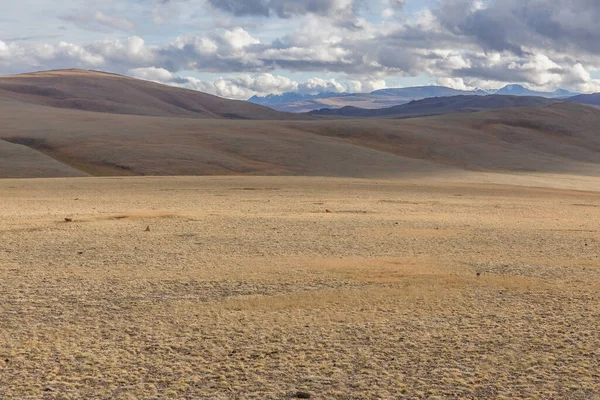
1 176 599 399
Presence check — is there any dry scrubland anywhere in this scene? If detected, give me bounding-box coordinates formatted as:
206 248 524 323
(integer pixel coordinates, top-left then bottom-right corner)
3 70 600 180
0 176 599 399
2 70 599 399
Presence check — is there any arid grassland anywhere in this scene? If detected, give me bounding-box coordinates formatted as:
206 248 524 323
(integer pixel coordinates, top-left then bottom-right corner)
1 176 599 399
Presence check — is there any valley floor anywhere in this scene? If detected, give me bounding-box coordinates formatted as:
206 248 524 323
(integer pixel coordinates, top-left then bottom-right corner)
1 176 599 399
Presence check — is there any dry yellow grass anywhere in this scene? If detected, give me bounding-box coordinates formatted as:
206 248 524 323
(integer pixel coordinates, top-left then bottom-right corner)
1 176 599 399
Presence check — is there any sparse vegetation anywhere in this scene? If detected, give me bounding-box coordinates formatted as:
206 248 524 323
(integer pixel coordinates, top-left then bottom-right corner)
1 176 599 399
2 70 600 179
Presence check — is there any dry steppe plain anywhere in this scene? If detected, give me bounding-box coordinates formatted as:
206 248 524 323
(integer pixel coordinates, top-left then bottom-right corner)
1 175 599 399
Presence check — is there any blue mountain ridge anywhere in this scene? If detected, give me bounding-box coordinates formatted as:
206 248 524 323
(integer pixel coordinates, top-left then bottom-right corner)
248 84 580 106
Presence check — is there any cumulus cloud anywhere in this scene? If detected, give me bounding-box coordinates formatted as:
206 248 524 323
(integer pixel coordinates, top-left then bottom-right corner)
129 66 180 82
381 0 405 19
346 78 387 93
298 77 345 94
128 67 301 99
207 0 355 18
125 67 388 99
183 74 299 98
435 0 600 57
62 11 136 32
0 40 104 73
3 0 600 94
94 12 137 31
152 0 181 25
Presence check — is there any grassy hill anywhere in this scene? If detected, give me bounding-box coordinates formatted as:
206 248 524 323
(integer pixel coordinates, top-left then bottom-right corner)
309 95 559 118
568 93 600 106
0 69 305 120
2 70 600 178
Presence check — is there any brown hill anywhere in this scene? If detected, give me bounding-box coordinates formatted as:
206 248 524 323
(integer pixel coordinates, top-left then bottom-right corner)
309 95 559 118
0 98 445 178
2 70 600 179
568 93 600 106
300 103 600 174
266 93 410 112
0 136 87 178
0 69 304 120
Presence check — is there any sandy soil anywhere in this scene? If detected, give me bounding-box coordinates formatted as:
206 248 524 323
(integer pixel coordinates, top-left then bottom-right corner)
1 176 599 399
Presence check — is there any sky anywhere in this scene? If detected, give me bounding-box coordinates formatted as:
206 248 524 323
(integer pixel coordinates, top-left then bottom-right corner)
2 0 600 99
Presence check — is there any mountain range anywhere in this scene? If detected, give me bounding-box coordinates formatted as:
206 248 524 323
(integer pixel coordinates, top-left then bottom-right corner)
248 84 580 113
2 69 600 180
309 95 560 118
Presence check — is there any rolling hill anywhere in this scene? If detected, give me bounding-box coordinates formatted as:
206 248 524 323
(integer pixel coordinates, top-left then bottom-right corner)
249 86 487 112
248 93 409 113
309 95 559 118
494 84 578 98
568 93 600 106
0 137 87 178
2 69 600 179
248 85 579 113
0 69 304 120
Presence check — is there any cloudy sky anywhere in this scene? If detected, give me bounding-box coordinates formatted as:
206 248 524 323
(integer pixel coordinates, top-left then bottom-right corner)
2 0 600 99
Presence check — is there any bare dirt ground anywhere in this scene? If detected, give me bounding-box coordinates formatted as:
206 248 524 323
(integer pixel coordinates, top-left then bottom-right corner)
1 175 599 399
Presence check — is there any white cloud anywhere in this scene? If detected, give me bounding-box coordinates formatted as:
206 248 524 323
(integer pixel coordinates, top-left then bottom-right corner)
298 77 345 94
94 11 136 31
221 27 260 51
123 68 392 99
152 0 181 25
61 10 137 32
207 0 356 19
347 78 387 93
3 0 600 95
185 73 299 98
381 0 405 18
435 77 472 90
129 66 178 82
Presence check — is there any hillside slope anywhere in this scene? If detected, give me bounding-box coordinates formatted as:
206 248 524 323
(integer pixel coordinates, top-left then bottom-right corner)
249 85 578 113
301 103 600 174
0 138 88 178
0 69 305 120
1 97 600 178
568 93 600 106
0 97 448 178
2 70 600 179
252 86 484 113
310 95 559 118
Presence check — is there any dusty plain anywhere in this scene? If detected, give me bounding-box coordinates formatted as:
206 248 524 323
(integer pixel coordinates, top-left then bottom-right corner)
1 175 600 399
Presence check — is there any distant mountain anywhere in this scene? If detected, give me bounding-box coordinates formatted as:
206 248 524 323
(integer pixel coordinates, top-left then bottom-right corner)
250 86 488 113
251 95 409 113
3 69 600 179
553 88 580 98
495 84 579 99
248 92 341 106
309 95 560 119
371 86 485 98
567 93 600 106
495 84 540 96
249 85 579 113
